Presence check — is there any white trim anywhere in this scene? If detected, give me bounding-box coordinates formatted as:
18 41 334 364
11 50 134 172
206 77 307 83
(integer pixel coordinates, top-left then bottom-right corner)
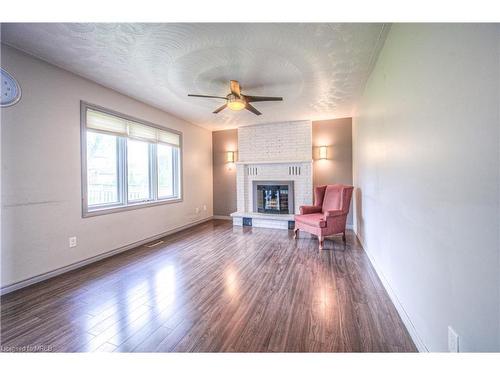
212 215 232 220
0 217 212 296
354 231 428 352
236 159 312 165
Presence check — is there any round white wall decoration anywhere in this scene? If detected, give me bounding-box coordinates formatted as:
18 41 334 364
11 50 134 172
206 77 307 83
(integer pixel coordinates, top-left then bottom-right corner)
1 68 22 107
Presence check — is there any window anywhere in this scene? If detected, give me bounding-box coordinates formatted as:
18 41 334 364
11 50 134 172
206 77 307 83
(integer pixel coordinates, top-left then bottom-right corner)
127 139 151 202
86 132 119 206
81 102 182 216
157 143 177 198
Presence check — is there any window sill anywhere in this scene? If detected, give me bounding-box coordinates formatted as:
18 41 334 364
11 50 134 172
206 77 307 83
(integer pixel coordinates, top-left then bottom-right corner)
83 197 182 218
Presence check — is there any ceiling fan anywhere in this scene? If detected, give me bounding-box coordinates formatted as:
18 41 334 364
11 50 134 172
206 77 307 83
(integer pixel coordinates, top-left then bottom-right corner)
188 80 283 116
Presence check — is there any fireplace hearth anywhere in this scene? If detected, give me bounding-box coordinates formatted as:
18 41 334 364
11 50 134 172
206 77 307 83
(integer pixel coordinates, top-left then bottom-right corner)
253 181 294 215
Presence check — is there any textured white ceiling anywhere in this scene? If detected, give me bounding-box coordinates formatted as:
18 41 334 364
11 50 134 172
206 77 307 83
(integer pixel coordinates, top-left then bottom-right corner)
1 23 389 130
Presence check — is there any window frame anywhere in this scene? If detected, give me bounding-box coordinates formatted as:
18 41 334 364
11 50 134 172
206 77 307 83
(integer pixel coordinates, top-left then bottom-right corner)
80 101 183 218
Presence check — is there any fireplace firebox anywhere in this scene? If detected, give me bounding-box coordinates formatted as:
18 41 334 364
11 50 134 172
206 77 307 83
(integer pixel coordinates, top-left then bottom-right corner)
252 181 294 214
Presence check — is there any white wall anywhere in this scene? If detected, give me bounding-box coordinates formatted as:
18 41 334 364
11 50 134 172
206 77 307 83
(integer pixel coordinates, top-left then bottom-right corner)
238 121 312 162
353 24 500 352
1 44 213 288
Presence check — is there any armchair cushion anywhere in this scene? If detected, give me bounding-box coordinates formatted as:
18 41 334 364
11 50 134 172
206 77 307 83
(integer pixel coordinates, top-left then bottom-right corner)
294 213 327 228
324 209 344 219
322 185 343 212
299 205 322 215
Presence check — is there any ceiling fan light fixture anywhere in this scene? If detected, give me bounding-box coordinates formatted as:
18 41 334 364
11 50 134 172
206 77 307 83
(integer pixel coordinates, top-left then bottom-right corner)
188 80 282 115
227 96 246 111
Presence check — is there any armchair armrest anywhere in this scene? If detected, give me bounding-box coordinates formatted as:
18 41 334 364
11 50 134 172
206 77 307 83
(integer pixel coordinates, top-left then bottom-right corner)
324 209 344 219
299 205 322 215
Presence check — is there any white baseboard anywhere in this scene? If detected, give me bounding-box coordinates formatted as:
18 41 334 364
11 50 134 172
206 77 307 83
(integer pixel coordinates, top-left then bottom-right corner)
0 217 213 296
354 231 428 352
212 215 232 220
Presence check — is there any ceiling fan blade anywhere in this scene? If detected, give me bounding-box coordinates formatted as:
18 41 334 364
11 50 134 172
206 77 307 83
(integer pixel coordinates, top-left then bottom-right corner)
245 103 262 116
230 80 241 98
245 95 283 102
213 104 227 114
188 94 227 100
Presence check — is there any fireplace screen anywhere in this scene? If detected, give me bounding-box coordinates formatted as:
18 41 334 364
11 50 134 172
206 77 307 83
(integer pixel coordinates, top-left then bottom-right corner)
255 183 292 214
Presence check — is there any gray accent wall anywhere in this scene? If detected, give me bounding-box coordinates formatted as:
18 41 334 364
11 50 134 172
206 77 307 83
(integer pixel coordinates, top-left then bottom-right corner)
312 118 353 225
212 129 238 217
212 119 354 223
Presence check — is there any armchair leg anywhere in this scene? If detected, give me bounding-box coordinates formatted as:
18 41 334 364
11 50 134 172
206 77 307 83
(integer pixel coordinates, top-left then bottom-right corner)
293 228 299 239
342 231 346 243
319 235 324 251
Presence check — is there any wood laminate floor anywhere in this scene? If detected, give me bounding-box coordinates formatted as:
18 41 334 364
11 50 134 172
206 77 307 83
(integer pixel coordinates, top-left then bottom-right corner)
0 220 416 352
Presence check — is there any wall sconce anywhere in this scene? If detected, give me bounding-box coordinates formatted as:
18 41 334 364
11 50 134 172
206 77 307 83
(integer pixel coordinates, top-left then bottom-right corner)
226 151 235 163
319 146 328 160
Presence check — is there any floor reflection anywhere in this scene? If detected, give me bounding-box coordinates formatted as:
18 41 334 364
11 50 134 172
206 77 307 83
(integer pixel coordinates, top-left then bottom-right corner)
224 265 239 301
316 284 334 320
152 264 177 312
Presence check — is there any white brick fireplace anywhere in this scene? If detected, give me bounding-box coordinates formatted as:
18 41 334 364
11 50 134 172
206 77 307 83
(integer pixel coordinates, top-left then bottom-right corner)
231 121 313 229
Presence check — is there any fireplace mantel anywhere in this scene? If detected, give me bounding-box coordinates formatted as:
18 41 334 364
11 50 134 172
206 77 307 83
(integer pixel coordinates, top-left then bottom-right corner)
236 159 312 165
233 160 312 225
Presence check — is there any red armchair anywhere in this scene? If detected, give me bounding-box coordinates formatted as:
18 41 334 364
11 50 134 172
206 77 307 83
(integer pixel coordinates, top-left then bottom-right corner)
294 184 354 250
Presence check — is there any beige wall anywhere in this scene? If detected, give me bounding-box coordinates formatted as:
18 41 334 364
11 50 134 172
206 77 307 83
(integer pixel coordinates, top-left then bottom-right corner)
212 129 238 217
1 44 213 288
353 24 499 351
312 118 353 225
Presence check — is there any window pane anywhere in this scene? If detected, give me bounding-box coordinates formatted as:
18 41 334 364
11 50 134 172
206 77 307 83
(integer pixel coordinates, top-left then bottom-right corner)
87 131 119 206
158 144 174 198
127 139 151 201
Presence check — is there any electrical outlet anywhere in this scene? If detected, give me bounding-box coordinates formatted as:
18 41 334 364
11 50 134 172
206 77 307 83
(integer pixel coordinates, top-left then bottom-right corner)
203 204 207 211
195 207 200 214
69 236 77 248
448 326 459 352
